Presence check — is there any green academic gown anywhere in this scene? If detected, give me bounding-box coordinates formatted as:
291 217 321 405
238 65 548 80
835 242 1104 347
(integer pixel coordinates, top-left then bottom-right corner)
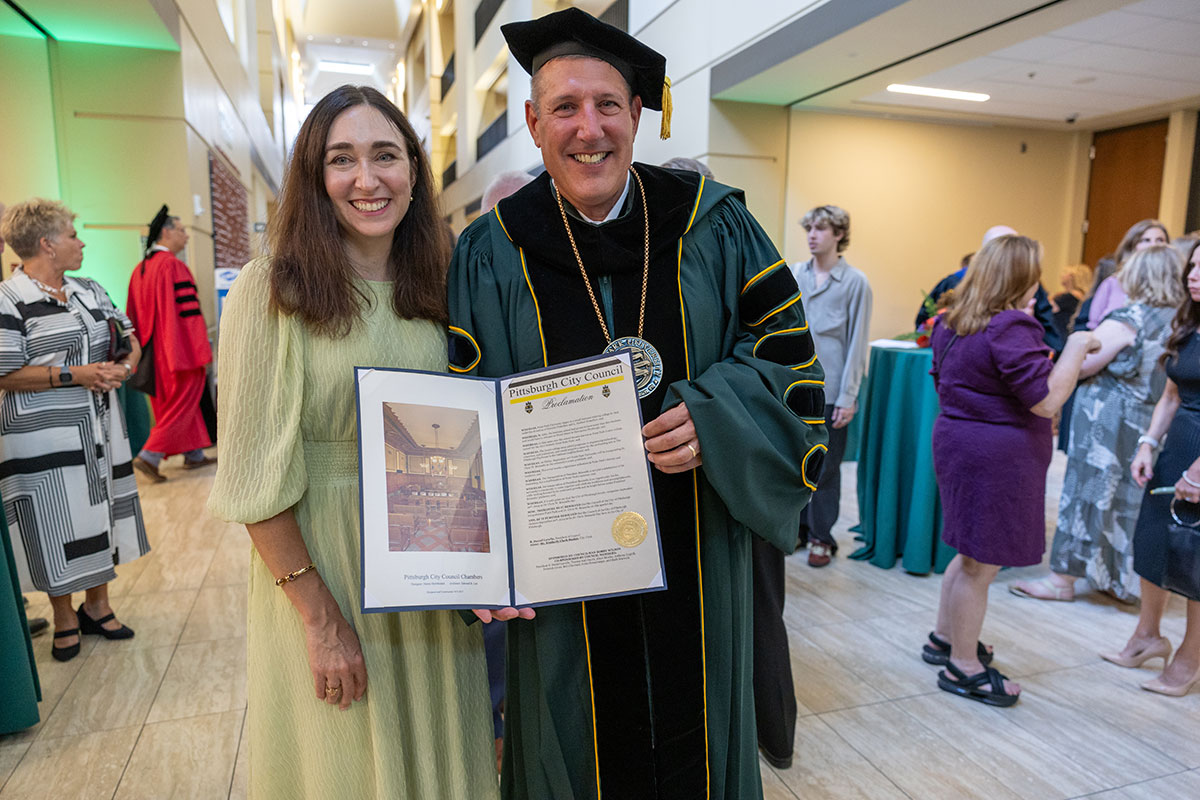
447 165 827 800
2 489 40 734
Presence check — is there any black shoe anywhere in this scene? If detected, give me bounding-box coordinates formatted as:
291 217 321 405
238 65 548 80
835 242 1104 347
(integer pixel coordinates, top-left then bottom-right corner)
758 744 792 770
52 627 81 662
77 604 135 640
921 631 994 667
28 616 49 637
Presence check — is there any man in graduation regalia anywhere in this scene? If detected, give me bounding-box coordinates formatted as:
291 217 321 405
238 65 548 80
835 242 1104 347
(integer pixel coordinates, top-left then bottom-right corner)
128 206 213 481
448 8 829 799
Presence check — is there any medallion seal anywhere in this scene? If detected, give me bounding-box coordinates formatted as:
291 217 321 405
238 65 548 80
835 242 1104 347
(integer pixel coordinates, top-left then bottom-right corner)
604 337 662 399
612 511 648 548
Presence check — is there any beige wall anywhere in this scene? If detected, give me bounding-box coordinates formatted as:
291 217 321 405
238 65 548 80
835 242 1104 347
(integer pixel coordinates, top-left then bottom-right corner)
1161 109 1199 237
44 41 190 308
707 101 790 248
1 1 283 331
0 32 59 277
784 110 1089 341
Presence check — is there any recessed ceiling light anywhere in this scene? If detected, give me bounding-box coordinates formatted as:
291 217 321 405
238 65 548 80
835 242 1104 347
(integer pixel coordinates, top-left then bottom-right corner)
388 43 395 50
887 84 989 102
363 41 369 46
318 60 375 75
334 38 342 44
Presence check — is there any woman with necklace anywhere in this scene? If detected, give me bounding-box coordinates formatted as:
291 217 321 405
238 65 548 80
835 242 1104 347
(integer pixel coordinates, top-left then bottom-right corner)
0 198 145 662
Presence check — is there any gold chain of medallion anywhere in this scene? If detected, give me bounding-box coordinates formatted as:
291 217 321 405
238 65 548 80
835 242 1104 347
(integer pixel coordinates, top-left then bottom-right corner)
552 166 650 343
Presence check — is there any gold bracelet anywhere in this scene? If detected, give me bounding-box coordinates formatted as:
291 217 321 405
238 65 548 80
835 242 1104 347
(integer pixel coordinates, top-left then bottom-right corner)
275 563 316 587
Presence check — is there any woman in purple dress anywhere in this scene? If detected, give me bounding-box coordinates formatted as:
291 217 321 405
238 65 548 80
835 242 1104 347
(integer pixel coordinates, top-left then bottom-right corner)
925 235 1098 706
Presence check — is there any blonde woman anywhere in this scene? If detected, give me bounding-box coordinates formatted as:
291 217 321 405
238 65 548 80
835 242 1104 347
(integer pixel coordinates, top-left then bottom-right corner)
1013 245 1184 602
927 235 1096 705
0 199 144 662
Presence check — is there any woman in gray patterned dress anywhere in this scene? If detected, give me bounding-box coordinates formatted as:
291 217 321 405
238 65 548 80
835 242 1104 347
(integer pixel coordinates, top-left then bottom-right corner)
1011 245 1183 603
0 199 146 661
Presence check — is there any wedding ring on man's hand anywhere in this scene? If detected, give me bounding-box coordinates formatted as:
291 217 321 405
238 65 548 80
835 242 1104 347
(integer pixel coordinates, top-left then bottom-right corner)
686 443 698 459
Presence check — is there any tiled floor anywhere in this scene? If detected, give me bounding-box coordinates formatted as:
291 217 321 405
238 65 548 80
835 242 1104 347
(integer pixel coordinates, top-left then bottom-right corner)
2 452 1198 799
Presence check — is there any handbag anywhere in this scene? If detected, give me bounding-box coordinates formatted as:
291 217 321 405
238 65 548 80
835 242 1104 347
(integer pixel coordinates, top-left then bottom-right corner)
1164 498 1200 602
107 317 133 361
126 338 156 396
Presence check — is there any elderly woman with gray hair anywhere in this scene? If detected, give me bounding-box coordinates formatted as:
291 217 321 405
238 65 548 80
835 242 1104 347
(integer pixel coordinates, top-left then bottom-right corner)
0 198 146 662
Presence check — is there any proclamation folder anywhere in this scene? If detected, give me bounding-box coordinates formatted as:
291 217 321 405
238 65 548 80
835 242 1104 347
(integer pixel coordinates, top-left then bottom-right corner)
355 351 665 612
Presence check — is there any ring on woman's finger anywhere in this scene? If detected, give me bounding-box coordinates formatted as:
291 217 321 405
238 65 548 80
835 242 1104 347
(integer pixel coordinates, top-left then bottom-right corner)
325 684 342 698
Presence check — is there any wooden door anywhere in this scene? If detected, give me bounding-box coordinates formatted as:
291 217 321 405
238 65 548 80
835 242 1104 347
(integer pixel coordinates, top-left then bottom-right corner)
1082 119 1168 267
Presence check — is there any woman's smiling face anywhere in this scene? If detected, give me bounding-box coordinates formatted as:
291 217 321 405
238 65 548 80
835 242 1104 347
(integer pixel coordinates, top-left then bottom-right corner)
323 104 415 255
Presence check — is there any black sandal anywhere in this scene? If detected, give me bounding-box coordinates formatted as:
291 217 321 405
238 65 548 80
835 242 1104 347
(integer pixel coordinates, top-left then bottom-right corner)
937 662 1019 707
77 604 135 640
52 627 81 662
922 631 994 666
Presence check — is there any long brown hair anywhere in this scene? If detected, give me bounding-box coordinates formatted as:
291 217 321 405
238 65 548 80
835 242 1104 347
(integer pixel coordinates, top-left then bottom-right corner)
1162 238 1200 366
1114 218 1169 271
267 85 448 336
943 235 1041 336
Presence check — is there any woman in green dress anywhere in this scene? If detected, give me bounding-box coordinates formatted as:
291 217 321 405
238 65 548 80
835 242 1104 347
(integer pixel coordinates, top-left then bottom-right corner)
208 86 498 799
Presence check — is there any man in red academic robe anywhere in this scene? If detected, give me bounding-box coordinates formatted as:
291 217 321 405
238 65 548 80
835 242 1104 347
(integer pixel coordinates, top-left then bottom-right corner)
128 206 213 482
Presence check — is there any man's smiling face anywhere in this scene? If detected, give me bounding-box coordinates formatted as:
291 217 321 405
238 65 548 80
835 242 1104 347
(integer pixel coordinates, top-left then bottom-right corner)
526 56 642 221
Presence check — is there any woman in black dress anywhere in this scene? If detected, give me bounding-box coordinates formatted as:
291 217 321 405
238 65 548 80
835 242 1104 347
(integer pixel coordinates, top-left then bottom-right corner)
1119 238 1200 696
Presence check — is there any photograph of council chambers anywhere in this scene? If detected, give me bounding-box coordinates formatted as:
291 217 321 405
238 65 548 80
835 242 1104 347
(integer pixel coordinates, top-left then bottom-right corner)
382 402 489 554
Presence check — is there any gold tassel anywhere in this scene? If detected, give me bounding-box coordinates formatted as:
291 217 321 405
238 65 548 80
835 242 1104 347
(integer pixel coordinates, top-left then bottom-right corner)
660 76 672 140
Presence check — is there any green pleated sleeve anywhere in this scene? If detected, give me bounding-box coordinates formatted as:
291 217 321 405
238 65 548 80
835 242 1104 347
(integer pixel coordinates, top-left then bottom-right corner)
207 259 309 524
666 194 829 553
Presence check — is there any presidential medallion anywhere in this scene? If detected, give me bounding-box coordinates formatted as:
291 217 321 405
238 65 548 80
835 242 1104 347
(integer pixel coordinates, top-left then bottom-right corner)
554 168 664 400
604 337 662 399
612 511 648 548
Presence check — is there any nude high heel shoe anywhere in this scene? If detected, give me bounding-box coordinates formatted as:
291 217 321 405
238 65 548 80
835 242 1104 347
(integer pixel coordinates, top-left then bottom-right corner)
1141 664 1200 697
1099 636 1172 668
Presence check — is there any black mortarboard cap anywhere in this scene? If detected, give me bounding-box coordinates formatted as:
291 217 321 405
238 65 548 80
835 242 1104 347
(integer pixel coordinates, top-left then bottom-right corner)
502 7 672 139
146 205 170 254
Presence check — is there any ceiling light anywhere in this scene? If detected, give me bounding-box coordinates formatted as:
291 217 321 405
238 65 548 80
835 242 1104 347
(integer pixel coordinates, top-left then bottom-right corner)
363 41 369 46
334 37 342 44
318 60 375 75
306 35 313 41
886 84 989 102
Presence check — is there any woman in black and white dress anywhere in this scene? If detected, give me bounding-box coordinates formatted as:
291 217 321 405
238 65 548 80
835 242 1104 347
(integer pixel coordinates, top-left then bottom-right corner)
0 199 146 661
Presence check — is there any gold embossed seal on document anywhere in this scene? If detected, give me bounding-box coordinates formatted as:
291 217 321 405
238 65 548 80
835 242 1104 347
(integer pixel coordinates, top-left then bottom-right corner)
612 512 648 548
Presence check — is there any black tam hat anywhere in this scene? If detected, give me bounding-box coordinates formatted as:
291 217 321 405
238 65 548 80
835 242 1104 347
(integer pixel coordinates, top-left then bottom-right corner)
146 205 170 256
502 7 672 139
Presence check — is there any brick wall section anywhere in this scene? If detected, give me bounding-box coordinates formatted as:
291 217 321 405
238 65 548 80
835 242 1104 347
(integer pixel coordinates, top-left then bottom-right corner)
209 153 251 272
